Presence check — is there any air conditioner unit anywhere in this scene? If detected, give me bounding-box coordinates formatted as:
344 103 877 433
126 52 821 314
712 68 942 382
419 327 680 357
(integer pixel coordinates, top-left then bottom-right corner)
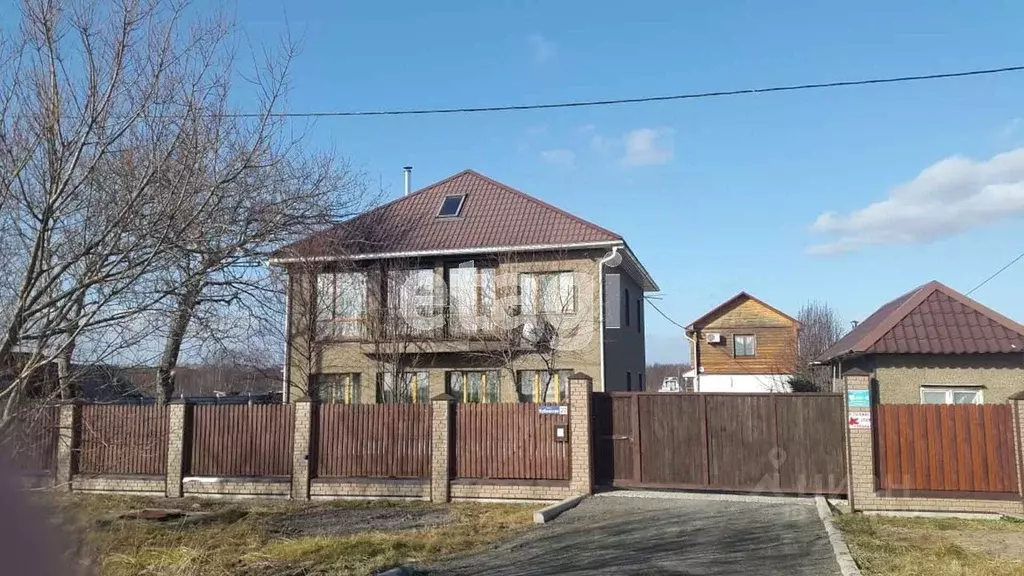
705 332 722 344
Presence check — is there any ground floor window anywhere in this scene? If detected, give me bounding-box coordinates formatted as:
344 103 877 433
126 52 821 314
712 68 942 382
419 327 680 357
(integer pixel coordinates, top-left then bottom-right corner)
920 386 983 405
516 370 571 404
377 371 430 404
313 373 361 404
447 370 500 403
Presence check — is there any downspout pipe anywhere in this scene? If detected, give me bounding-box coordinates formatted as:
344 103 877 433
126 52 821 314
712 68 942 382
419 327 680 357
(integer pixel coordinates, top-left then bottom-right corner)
684 331 699 392
597 246 621 392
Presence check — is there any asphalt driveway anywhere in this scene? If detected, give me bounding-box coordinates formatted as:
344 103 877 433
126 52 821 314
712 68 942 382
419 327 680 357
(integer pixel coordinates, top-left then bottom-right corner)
421 493 842 575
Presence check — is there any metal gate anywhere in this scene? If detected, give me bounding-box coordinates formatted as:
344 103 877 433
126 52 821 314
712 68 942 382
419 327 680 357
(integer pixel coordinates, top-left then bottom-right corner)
593 392 847 495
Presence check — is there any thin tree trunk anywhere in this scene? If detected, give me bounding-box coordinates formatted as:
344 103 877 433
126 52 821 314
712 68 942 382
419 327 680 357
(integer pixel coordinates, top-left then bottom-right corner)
157 282 204 402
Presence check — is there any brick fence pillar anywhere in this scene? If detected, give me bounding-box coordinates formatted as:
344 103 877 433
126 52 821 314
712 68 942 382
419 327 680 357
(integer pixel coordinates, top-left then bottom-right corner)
165 400 189 498
430 394 455 503
54 401 78 492
291 398 314 500
1011 393 1024 508
842 369 873 512
569 373 594 495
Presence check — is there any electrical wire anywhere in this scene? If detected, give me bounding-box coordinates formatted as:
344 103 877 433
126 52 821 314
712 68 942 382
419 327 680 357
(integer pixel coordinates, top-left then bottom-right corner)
966 250 1024 296
227 64 1024 118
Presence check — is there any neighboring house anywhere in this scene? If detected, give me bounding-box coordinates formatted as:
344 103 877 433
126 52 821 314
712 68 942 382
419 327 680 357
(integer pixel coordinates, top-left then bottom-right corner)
271 169 657 404
683 292 799 393
816 280 1024 405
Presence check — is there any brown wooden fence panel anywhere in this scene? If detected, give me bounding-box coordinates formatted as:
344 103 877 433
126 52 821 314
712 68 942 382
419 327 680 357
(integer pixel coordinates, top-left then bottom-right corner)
6 405 58 473
705 394 779 490
190 404 293 477
454 403 569 480
315 404 431 478
876 404 1019 493
78 405 168 475
593 392 847 495
775 395 847 494
637 394 706 485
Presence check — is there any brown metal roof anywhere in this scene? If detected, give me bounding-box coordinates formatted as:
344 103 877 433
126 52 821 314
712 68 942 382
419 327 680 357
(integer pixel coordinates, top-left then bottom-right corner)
685 291 800 331
276 169 623 259
816 280 1024 362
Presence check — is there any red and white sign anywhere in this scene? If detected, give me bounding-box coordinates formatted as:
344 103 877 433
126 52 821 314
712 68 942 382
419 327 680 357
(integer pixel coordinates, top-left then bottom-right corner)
848 411 872 429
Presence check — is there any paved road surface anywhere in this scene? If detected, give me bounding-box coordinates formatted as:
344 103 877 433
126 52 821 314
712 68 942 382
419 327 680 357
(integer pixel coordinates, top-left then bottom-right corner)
421 494 843 576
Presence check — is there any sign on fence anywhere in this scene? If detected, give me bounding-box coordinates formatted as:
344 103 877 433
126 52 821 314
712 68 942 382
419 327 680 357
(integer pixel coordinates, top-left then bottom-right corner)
847 390 870 408
848 411 871 429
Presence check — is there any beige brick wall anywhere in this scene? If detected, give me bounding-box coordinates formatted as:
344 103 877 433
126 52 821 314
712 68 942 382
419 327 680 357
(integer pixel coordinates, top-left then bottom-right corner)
166 401 187 498
845 373 1024 515
54 403 75 492
288 249 611 401
449 482 571 501
431 398 452 503
291 400 312 500
310 479 429 499
569 375 593 495
182 479 290 498
73 475 165 495
873 354 1024 404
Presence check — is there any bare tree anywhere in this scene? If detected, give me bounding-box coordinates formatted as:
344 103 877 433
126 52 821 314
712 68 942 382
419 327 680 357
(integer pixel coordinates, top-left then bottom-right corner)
794 300 844 392
0 0 258 426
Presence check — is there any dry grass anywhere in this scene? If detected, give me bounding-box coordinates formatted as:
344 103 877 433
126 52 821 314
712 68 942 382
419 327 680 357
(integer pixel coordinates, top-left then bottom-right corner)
43 494 534 576
835 513 1024 576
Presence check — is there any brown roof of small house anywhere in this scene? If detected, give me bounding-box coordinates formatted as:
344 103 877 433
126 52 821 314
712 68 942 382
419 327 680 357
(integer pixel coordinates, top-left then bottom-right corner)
816 280 1024 362
276 169 623 259
685 291 800 331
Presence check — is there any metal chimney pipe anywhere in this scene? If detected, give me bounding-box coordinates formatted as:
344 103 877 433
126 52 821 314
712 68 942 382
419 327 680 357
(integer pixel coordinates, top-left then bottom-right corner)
403 166 412 196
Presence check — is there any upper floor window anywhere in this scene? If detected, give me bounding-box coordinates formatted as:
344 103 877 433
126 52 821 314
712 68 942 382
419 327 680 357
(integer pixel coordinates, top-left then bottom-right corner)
377 370 430 404
437 194 466 217
624 288 630 326
520 272 576 315
316 271 366 339
313 373 360 404
734 334 756 357
448 264 495 334
517 369 571 404
637 298 643 333
920 387 983 405
447 370 500 403
387 268 436 333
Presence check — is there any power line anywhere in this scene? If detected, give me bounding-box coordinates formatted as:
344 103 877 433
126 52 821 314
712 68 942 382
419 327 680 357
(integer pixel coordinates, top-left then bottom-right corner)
229 64 1024 118
966 250 1024 296
644 296 687 331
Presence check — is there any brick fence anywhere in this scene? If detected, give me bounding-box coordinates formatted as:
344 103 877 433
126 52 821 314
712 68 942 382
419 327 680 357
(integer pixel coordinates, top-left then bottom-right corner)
28 374 596 503
843 370 1024 515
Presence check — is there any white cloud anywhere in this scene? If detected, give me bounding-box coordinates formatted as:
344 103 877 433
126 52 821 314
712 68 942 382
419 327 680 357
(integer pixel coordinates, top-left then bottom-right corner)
527 34 556 64
808 148 1024 255
540 149 575 168
622 128 674 167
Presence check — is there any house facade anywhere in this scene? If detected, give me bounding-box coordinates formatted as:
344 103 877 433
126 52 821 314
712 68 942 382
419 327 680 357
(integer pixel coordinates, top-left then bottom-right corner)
271 169 657 404
683 292 799 393
817 280 1024 405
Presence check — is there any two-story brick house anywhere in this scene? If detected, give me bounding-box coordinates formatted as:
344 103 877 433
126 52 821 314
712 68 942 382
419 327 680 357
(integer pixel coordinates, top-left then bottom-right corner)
270 169 657 404
683 292 800 392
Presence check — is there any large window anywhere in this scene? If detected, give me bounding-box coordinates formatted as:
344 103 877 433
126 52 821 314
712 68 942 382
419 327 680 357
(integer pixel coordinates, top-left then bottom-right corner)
376 371 430 404
733 334 756 357
920 387 983 405
317 271 367 339
447 370 500 403
313 373 360 404
387 268 436 334
520 272 576 315
516 370 571 404
447 264 495 335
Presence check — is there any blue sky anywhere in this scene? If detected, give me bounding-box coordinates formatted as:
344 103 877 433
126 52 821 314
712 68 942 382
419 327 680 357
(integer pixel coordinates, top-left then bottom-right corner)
241 1 1024 362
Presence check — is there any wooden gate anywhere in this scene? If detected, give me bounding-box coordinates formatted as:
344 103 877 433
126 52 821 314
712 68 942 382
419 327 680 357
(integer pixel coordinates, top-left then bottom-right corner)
593 392 847 494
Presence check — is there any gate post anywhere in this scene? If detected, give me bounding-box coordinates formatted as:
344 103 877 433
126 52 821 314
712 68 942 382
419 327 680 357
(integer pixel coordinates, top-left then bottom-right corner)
430 393 455 503
842 369 873 512
1010 392 1024 510
569 373 594 495
291 397 314 500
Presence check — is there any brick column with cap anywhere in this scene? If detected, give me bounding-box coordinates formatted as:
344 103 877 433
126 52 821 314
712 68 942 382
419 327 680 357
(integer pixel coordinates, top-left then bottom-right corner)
1012 391 1024 508
430 393 455 503
54 401 78 492
165 399 189 498
291 397 314 500
842 368 873 512
569 373 594 495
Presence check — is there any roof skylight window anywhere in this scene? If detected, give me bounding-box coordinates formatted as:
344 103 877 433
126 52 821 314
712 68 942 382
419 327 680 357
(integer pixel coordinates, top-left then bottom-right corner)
437 194 466 218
